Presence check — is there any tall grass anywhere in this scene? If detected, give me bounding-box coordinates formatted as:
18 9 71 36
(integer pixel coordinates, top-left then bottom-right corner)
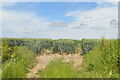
2 47 35 78
77 39 119 78
39 59 78 78
1 38 119 78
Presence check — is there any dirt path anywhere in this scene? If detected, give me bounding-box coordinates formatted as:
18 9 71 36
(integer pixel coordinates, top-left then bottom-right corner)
26 54 83 78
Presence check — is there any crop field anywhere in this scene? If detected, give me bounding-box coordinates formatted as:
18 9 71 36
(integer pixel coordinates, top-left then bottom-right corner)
1 1 119 79
0 37 119 78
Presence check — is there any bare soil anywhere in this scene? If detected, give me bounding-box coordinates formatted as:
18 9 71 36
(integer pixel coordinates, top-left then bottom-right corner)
26 54 83 78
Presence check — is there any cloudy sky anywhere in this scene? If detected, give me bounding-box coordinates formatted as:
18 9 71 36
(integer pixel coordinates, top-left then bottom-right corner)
1 1 118 39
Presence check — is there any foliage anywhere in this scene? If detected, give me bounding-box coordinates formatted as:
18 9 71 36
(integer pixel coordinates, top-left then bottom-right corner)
1 39 16 62
25 39 53 53
2 47 35 78
78 38 119 78
1 38 82 54
53 39 78 54
1 38 119 78
81 39 100 54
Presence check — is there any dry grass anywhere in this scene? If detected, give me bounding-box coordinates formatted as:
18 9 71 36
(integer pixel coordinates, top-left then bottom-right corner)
26 53 83 78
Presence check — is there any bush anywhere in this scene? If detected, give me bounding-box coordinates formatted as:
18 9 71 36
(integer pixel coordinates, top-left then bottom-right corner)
2 47 35 78
1 40 16 62
78 38 119 78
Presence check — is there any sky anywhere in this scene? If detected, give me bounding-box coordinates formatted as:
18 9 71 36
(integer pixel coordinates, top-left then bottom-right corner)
0 1 118 39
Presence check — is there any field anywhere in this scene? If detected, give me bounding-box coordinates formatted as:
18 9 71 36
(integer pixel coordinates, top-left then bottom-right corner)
0 37 119 78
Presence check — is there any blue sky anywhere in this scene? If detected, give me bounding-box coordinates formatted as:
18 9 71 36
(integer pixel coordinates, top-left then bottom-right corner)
3 2 97 22
1 1 118 39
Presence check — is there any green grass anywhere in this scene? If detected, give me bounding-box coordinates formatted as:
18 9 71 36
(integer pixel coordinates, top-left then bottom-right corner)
39 59 78 78
77 40 119 78
1 38 119 78
39 39 119 78
2 59 26 78
76 46 108 78
2 47 35 78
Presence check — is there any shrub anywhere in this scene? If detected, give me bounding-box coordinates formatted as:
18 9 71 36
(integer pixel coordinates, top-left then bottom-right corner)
2 47 35 78
79 38 119 78
1 40 16 62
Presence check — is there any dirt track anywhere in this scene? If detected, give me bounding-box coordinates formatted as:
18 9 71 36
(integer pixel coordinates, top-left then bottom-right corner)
26 54 83 78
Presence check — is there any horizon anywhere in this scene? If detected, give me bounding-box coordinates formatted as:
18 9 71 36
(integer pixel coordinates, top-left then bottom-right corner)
1 1 118 39
0 36 118 40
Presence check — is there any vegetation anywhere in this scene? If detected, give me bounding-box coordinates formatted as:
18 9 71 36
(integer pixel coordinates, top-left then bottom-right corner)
2 47 35 78
1 38 95 55
53 39 78 54
1 38 119 78
1 40 16 62
78 38 119 78
81 39 100 54
39 59 78 78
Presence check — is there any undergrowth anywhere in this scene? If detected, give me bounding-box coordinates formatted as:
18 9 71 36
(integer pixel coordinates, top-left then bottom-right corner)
2 47 35 78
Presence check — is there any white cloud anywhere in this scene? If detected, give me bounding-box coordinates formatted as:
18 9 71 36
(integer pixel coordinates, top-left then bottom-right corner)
1 2 118 39
96 2 118 8
31 29 117 39
49 21 68 27
65 6 118 39
1 2 16 7
1 10 50 37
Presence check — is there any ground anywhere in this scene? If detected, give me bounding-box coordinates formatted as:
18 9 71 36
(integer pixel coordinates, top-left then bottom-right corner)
26 53 83 78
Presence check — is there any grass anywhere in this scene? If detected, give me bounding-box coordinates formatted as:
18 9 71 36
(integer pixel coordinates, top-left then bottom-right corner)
2 59 26 78
39 58 78 78
1 38 119 78
77 40 119 78
2 47 35 78
76 46 108 78
38 39 119 78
